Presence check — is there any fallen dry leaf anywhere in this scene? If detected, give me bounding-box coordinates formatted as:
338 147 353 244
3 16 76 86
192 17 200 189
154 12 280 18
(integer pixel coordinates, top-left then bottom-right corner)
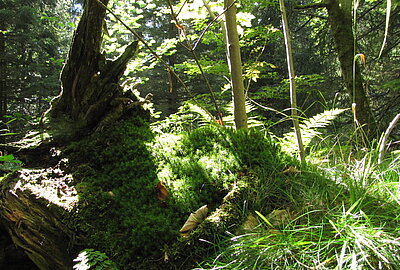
179 205 208 234
155 181 169 201
282 165 301 175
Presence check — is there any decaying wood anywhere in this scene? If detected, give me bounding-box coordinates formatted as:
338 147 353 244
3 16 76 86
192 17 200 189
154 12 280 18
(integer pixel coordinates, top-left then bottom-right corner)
48 0 140 138
0 164 78 270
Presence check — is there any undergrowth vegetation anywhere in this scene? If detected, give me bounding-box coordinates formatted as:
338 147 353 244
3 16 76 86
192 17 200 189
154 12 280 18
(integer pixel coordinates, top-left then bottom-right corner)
65 108 400 269
66 116 293 269
196 133 400 269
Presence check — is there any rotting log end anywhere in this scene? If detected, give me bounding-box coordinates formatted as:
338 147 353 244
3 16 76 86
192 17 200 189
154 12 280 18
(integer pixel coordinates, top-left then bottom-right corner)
0 165 78 270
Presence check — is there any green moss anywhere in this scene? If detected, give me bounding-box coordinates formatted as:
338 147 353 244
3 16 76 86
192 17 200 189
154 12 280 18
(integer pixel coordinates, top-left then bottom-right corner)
66 118 175 265
66 119 294 269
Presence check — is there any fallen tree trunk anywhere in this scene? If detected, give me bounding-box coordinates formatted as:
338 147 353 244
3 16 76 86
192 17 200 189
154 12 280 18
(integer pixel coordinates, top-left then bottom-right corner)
0 0 143 268
0 160 78 270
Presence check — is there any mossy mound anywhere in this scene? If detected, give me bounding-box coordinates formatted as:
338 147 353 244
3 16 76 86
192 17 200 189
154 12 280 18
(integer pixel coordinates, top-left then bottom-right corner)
65 118 294 269
65 117 174 269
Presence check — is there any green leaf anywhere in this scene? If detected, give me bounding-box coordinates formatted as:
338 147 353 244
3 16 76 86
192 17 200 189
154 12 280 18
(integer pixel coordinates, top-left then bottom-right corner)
67 22 76 28
255 211 274 228
0 132 19 136
0 155 22 163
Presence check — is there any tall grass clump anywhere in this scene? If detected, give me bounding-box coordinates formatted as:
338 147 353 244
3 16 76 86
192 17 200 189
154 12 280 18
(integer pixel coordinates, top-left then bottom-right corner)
200 203 400 269
198 126 400 269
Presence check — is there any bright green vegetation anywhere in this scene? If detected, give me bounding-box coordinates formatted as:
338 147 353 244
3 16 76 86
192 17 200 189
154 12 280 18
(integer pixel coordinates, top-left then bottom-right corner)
62 111 304 268
65 116 292 269
65 108 400 269
66 117 178 269
197 136 400 269
2 0 399 269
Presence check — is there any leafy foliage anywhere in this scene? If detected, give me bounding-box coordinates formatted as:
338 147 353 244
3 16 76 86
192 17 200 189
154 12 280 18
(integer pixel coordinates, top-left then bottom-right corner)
0 0 75 139
73 249 118 270
0 154 22 173
279 108 346 155
4 0 400 268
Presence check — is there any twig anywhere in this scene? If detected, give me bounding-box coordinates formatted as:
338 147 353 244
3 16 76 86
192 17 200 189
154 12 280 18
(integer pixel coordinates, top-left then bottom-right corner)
93 0 214 119
192 0 237 50
294 2 328 10
378 113 400 164
166 0 223 123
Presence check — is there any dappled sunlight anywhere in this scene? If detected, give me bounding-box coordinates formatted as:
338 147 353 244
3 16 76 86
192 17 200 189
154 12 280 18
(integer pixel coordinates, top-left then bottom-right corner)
15 166 78 211
1 0 398 268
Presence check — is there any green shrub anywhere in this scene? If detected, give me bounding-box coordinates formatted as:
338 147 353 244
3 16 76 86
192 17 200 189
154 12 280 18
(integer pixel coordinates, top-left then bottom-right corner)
73 249 118 270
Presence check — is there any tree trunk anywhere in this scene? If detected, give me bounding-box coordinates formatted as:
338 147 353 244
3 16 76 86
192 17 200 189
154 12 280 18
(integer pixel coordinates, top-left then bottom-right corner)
326 0 377 139
224 0 248 130
49 0 139 136
0 166 76 270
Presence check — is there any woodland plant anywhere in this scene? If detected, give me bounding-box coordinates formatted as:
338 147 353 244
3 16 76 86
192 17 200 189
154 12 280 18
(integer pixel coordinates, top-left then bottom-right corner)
73 249 118 270
199 205 400 269
197 123 400 269
65 113 296 269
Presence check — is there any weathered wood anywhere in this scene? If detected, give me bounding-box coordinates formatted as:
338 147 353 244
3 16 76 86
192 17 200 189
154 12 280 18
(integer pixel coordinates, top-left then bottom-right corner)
0 224 39 270
0 164 78 270
49 0 139 137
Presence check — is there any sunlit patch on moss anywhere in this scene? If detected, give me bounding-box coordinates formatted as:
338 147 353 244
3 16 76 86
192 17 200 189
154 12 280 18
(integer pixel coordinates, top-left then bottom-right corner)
14 166 78 211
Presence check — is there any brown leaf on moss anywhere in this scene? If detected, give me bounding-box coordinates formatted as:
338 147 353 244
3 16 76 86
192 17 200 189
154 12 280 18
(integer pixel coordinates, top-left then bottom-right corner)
179 205 208 234
155 181 169 201
282 165 301 175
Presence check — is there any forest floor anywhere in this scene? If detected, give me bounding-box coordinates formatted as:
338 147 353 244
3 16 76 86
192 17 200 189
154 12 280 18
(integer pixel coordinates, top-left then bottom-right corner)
1 115 400 270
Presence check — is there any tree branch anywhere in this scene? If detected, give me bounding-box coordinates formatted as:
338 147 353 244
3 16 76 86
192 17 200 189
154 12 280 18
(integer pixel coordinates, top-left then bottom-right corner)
294 2 328 10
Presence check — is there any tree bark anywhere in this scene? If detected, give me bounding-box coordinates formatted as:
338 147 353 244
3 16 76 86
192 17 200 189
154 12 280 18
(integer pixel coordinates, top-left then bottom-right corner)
0 167 76 270
49 0 139 136
326 0 377 139
224 0 248 130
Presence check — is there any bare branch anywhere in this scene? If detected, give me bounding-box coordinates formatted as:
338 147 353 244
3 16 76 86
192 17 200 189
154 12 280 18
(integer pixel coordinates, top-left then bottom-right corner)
294 2 328 10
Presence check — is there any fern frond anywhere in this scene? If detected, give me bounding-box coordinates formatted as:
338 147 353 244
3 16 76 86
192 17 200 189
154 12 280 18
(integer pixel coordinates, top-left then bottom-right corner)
223 101 264 128
185 102 214 123
280 108 347 154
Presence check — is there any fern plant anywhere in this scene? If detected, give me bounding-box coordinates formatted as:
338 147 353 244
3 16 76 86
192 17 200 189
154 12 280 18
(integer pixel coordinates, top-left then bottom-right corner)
222 100 264 128
73 249 118 270
279 108 347 155
173 100 264 128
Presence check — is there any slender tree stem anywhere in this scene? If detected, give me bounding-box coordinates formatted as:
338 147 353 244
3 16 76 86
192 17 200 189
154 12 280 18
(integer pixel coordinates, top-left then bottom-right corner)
224 0 248 129
279 0 305 163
